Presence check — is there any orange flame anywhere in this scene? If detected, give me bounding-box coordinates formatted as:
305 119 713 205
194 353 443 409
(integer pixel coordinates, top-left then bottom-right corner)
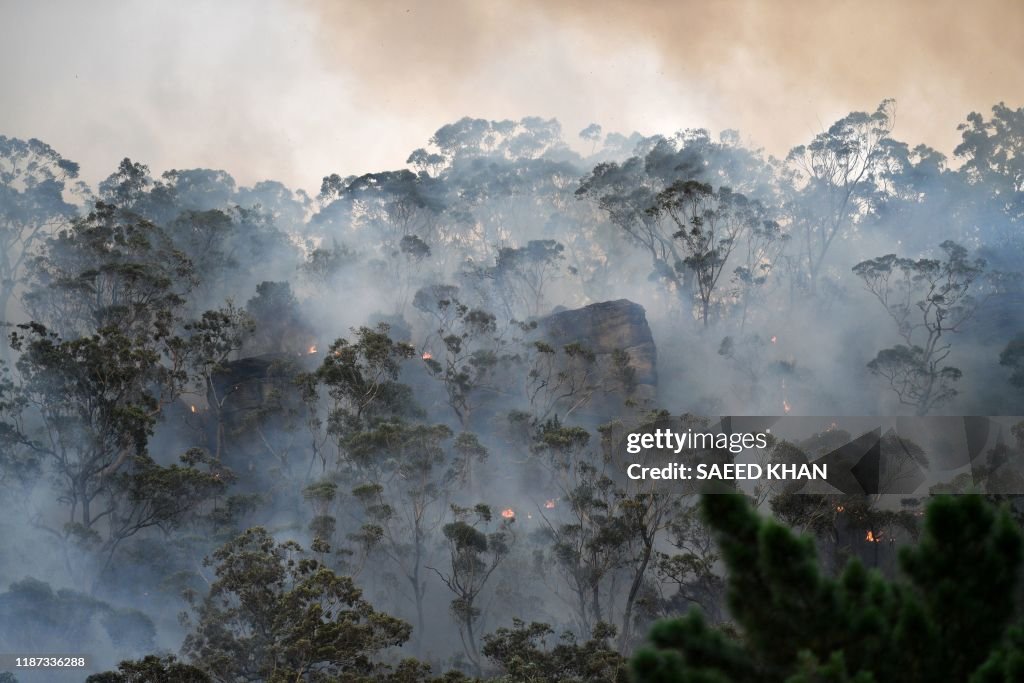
544 499 556 509
782 399 792 414
422 352 433 360
308 345 317 354
865 530 882 543
835 505 844 512
770 335 777 344
501 508 515 519
190 405 197 413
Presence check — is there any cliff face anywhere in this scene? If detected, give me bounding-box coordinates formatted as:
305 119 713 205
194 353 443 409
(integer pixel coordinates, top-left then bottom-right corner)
210 354 303 424
208 353 308 480
541 299 658 414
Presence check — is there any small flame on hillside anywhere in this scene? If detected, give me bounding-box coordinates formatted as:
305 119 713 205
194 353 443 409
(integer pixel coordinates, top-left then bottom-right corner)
501 508 515 519
544 499 556 509
308 345 317 354
866 530 882 543
422 352 433 360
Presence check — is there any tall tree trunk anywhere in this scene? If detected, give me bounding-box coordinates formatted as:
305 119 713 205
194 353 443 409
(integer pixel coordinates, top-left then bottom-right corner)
619 538 654 653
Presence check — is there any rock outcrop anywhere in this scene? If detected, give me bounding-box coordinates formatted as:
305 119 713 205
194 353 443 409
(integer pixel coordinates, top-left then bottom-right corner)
540 299 657 416
210 354 304 426
209 353 309 479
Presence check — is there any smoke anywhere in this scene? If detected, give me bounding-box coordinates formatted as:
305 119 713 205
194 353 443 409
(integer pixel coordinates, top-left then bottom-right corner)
2 110 1022 675
304 0 1024 161
2 2 1024 677
4 1 1020 191
0 0 386 190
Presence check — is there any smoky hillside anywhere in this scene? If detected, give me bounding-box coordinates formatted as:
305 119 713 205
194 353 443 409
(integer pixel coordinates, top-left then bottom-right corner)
2 102 1024 681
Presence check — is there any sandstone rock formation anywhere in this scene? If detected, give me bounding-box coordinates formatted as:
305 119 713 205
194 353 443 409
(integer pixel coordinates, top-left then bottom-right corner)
209 353 308 480
540 299 658 416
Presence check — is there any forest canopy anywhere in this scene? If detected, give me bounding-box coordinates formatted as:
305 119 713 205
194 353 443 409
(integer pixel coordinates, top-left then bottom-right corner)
1 101 1024 681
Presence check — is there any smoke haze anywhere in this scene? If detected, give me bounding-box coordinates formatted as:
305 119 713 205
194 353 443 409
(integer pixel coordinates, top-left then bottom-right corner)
1 0 1020 189
3 2 1024 680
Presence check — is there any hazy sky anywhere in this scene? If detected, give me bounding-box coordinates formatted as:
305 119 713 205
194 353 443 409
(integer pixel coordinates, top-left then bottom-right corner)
1 0 1020 192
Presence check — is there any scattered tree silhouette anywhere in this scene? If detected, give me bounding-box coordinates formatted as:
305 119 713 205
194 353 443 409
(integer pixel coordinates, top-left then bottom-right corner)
853 240 988 414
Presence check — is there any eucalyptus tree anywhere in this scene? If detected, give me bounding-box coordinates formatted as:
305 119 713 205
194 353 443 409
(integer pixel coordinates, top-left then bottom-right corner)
462 239 567 320
22 201 193 342
414 289 508 432
531 420 624 637
0 136 81 336
647 181 762 326
785 100 895 291
348 421 458 643
8 322 223 585
430 503 516 676
955 102 1024 238
577 132 776 321
298 323 418 473
853 240 988 415
181 527 410 681
315 169 445 313
3 201 231 586
177 303 255 461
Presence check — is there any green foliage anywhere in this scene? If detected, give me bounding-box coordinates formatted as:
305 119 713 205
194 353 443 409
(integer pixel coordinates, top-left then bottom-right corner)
346 420 460 634
23 201 193 341
656 505 724 623
632 493 1024 683
453 431 489 468
182 527 411 681
414 291 505 429
0 135 81 329
471 239 566 319
301 238 359 285
787 100 895 288
853 240 987 415
8 323 189 532
482 618 626 682
316 324 416 426
537 419 591 455
86 654 210 682
3 317 225 587
303 479 339 506
109 452 227 538
648 181 763 326
180 304 255 377
6 104 1024 683
955 103 1024 226
433 504 516 675
0 360 38 487
524 339 604 423
400 234 432 261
